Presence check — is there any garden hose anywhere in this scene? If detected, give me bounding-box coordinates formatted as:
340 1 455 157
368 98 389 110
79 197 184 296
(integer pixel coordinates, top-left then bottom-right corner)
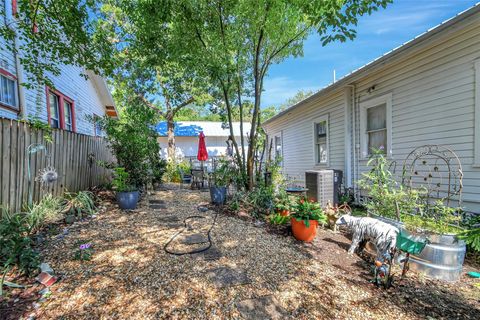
163 213 218 255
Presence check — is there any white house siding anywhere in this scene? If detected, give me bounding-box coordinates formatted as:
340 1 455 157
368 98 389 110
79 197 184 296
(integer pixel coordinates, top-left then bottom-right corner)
0 1 19 119
263 8 480 213
353 18 480 213
158 135 245 158
0 3 110 135
22 65 107 136
264 90 346 184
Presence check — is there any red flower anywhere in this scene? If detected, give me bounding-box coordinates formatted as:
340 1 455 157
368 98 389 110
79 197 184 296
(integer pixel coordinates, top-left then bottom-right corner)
300 199 305 204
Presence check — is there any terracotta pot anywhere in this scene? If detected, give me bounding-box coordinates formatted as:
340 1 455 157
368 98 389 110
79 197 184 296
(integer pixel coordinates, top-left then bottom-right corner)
290 218 318 242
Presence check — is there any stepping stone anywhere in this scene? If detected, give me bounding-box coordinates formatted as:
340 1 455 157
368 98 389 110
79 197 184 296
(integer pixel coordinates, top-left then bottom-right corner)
192 246 222 261
149 204 167 209
180 233 208 245
206 267 250 288
236 296 286 320
150 199 165 204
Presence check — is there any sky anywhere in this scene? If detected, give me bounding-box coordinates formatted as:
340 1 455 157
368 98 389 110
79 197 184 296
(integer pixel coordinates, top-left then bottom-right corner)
262 0 479 108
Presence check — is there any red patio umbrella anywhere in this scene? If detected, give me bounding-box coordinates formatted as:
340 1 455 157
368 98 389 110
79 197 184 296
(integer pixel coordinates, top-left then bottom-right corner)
197 131 208 161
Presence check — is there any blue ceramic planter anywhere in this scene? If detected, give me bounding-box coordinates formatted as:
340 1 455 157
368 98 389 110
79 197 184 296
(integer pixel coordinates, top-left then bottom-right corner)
116 191 139 210
210 186 227 205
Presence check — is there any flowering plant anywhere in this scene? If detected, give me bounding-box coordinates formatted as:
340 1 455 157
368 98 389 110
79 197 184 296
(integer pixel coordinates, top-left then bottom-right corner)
290 197 327 227
74 242 93 261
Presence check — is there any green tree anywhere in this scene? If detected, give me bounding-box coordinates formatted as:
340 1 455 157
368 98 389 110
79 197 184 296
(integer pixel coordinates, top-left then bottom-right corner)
171 0 391 189
0 0 112 88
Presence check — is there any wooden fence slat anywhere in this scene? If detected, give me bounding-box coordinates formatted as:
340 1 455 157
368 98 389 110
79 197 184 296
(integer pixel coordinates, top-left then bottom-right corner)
0 118 113 212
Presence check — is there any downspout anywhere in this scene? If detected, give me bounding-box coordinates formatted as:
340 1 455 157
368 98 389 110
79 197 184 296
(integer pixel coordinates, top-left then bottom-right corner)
346 84 357 200
5 0 27 118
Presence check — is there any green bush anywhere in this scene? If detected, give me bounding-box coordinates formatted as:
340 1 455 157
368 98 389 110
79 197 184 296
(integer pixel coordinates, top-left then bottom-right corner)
97 104 166 188
0 210 39 277
164 160 191 183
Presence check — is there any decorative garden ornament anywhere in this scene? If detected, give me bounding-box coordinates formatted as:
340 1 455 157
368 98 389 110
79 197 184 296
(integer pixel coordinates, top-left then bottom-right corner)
36 166 59 187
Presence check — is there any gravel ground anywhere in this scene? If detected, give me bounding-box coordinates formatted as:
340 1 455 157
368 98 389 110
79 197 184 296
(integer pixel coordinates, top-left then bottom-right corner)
5 185 479 319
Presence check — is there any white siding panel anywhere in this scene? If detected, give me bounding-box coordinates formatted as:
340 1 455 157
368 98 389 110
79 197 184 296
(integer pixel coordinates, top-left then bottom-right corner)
265 91 346 185
355 21 480 213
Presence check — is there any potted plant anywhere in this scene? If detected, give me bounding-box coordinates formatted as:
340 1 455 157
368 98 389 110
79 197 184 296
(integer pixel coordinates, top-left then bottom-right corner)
113 167 139 210
209 161 229 205
290 197 327 242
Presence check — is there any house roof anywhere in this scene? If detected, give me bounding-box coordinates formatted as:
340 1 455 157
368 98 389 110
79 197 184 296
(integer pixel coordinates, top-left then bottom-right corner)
86 70 118 118
156 121 251 137
262 3 480 126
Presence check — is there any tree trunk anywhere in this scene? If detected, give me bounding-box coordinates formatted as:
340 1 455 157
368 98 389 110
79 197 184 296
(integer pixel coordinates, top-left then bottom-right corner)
166 115 176 161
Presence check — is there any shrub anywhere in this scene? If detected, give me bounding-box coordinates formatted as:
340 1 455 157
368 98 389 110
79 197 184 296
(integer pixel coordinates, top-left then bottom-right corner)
97 104 166 188
25 193 64 233
0 210 39 277
164 160 191 183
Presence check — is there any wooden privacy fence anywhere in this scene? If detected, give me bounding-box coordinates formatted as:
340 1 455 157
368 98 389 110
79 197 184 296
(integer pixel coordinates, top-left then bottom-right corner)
0 118 114 212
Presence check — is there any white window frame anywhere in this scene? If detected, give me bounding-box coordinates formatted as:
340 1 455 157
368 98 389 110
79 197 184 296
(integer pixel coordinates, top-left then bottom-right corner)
474 60 480 167
0 73 18 110
359 93 392 159
274 134 282 160
313 114 329 166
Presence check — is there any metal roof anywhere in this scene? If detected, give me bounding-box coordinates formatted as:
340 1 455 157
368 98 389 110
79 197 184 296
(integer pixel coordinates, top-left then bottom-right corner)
156 121 251 137
262 3 480 126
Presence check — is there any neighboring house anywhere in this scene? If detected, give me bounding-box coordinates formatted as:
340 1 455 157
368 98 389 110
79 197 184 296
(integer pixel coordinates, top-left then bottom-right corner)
156 121 251 159
262 4 480 213
0 1 117 136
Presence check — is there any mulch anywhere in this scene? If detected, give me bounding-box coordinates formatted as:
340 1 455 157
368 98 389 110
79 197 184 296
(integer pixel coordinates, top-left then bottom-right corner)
1 185 479 319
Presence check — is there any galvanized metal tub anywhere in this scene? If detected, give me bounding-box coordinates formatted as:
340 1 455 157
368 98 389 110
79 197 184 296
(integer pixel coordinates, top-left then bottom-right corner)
398 232 466 282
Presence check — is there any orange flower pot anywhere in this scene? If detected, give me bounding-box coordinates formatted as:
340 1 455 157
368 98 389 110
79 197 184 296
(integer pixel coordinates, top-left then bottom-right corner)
290 218 318 242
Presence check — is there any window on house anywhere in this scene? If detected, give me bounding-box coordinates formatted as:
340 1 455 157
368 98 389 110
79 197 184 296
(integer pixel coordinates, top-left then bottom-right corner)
360 93 392 158
315 119 328 164
64 100 73 131
48 92 60 129
275 135 282 159
0 73 17 109
366 103 387 153
93 115 103 136
47 87 75 132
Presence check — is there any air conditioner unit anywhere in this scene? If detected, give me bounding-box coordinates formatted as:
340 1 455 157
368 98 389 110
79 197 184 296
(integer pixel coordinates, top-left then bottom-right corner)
305 170 343 207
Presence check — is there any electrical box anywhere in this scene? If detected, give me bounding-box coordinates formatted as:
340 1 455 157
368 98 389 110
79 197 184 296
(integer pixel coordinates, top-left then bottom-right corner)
305 170 343 207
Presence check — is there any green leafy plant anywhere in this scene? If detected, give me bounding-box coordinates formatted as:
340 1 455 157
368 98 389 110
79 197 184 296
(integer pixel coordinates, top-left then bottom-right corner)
73 241 94 261
97 103 166 189
358 148 421 220
290 197 327 227
25 193 64 233
0 210 40 279
273 191 293 212
112 167 136 192
63 191 96 219
268 212 290 225
164 160 192 183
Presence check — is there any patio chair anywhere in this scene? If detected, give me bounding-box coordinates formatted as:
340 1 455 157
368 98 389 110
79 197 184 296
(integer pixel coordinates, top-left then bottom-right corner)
191 169 206 189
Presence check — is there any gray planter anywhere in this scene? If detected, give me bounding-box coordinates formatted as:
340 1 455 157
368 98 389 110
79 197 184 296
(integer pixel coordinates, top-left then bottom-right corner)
397 231 466 282
210 186 227 205
116 191 139 210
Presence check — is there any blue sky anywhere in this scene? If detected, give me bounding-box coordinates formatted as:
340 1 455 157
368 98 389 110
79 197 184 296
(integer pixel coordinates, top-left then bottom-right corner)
262 0 479 107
